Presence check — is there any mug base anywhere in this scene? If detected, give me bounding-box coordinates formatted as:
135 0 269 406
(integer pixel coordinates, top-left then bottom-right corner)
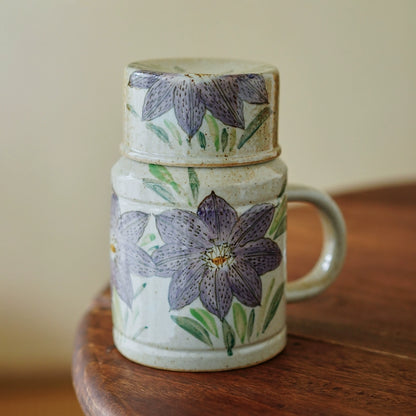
113 326 287 372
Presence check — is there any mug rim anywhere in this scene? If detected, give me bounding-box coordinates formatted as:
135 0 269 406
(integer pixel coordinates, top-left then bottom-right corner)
127 57 278 76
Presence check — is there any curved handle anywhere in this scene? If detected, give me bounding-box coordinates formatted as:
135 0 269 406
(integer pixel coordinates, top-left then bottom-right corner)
286 184 347 302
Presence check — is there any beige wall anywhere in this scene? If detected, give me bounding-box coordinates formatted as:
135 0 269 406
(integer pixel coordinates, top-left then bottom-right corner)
1 0 415 376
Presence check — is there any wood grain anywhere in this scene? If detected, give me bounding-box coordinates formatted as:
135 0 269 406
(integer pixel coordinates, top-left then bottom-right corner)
72 183 416 415
287 183 416 358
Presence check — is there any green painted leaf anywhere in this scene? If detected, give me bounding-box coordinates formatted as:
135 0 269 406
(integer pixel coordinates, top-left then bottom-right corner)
171 316 213 347
146 123 170 145
262 283 285 333
190 308 218 338
164 120 182 145
126 103 139 118
133 283 147 300
143 179 176 203
273 215 287 240
247 309 255 341
140 233 156 246
198 131 206 149
149 164 179 193
264 279 276 307
132 326 148 340
149 163 174 184
232 303 247 343
222 319 236 356
268 196 287 236
147 245 159 253
205 113 220 151
221 128 228 152
229 128 237 151
187 167 200 203
237 107 272 149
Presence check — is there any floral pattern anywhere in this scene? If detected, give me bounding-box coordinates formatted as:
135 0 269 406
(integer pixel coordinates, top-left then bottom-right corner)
128 72 268 138
110 194 155 308
152 192 282 320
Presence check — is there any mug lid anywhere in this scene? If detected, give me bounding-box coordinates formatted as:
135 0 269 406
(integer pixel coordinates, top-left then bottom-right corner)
122 58 280 167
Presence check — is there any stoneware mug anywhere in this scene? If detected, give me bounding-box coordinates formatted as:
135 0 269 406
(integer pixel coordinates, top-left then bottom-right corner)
110 58 346 371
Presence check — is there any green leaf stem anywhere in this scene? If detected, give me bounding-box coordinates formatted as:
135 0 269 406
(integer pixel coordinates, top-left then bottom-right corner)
188 167 200 203
262 283 284 333
126 103 139 118
133 283 147 301
273 215 287 240
232 303 247 343
268 196 287 237
164 120 183 145
222 319 236 356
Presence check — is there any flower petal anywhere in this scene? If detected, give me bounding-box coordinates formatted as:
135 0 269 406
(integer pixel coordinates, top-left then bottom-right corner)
119 211 149 244
128 71 159 89
168 260 206 310
173 79 205 137
111 250 134 308
200 267 233 320
142 78 174 120
155 209 213 250
152 244 202 277
234 238 282 276
198 76 245 129
124 242 155 277
110 193 120 232
197 191 238 243
237 74 268 104
228 257 262 307
230 203 275 247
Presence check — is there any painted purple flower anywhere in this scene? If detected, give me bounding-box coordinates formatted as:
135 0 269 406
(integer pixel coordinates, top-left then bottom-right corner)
152 192 281 320
128 72 268 137
110 194 154 308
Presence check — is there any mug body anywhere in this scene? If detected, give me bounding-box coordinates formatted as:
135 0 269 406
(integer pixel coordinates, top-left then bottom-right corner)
111 156 288 371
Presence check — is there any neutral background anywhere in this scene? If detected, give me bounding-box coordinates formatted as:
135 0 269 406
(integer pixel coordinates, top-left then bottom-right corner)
1 0 415 378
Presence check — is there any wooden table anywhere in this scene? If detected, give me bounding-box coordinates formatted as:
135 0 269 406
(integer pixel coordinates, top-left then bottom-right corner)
72 183 416 415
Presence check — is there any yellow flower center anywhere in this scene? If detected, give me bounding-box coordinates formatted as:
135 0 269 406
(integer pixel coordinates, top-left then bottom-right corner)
211 256 228 267
111 244 116 253
203 243 234 269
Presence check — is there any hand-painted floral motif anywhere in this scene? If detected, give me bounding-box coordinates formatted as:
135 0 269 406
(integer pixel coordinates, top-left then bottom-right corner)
152 192 282 320
110 194 154 308
128 72 268 138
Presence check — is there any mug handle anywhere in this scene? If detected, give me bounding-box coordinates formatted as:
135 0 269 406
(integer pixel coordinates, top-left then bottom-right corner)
285 184 347 302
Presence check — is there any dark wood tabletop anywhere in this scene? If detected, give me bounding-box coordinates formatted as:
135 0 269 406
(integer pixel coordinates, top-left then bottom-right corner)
72 183 416 416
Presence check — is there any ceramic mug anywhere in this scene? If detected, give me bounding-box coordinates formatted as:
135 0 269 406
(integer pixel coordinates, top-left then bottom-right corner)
110 158 346 371
110 58 346 371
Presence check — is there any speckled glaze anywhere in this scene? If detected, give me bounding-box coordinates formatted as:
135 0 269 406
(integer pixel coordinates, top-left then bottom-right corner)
111 158 288 370
122 58 279 166
110 59 346 371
